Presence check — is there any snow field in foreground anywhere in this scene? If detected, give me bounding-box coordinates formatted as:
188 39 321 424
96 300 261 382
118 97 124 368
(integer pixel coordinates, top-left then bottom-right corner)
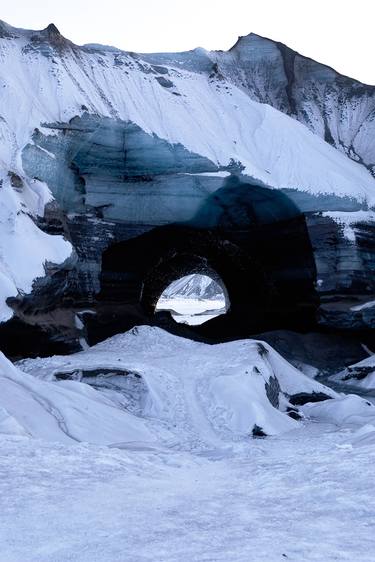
1 327 375 560
1 422 375 562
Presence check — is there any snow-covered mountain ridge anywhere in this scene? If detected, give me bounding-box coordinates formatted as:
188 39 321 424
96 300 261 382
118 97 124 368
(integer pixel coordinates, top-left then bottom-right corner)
0 20 374 202
209 33 375 175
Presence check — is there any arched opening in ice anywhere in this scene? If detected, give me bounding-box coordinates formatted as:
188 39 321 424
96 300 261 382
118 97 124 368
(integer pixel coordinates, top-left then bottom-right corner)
155 273 228 325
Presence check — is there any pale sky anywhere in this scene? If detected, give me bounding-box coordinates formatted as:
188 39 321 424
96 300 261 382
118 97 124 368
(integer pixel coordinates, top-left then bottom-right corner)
2 0 374 84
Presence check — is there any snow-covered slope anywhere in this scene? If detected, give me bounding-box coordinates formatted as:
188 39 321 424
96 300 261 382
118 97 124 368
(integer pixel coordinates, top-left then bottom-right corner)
0 21 373 202
0 20 374 327
212 34 375 175
0 177 71 321
3 326 336 445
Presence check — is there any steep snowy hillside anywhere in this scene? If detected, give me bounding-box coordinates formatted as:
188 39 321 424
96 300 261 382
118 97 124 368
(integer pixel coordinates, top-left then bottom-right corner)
207 34 375 175
0 21 373 202
0 20 374 350
145 33 375 175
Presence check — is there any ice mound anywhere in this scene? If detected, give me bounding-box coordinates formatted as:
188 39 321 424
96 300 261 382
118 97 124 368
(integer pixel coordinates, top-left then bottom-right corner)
1 326 339 448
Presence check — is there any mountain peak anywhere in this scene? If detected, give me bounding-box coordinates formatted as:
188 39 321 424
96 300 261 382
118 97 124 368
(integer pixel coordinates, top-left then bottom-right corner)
30 22 73 50
229 32 274 51
0 20 68 46
44 23 61 36
0 19 16 38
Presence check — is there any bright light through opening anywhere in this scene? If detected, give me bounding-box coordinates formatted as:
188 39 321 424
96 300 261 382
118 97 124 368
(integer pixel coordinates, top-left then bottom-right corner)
156 274 228 325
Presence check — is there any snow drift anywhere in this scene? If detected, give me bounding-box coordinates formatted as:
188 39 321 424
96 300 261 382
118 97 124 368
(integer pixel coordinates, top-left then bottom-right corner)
0 326 338 446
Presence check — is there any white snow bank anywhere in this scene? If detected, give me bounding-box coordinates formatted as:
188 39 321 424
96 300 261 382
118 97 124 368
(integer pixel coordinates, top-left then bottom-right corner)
5 326 335 447
345 423 375 448
0 406 28 436
330 354 375 390
301 394 375 427
301 393 375 451
0 174 72 321
0 351 154 445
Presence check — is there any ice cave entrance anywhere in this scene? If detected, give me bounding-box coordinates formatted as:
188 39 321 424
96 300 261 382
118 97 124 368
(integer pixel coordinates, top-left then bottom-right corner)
155 274 228 325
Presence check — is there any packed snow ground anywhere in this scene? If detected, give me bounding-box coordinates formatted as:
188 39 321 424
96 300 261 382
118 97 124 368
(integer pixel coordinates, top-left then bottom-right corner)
1 327 375 561
1 422 375 562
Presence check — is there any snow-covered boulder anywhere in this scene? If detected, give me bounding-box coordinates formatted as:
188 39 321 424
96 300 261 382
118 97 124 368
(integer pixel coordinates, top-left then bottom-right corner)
301 394 375 427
